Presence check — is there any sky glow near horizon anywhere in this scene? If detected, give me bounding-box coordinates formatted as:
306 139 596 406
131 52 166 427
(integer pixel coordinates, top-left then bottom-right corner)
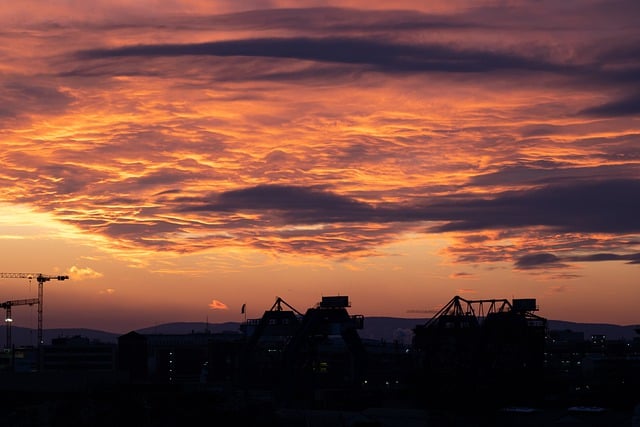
0 0 638 334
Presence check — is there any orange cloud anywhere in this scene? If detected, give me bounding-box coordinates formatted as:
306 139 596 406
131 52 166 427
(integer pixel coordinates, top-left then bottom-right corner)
450 272 475 279
68 266 103 280
208 299 228 310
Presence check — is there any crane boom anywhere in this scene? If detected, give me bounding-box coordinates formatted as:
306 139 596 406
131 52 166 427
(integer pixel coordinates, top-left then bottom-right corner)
0 273 69 282
0 272 69 346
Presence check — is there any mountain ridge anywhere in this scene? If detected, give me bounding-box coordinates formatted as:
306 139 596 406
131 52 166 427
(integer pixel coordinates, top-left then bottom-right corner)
5 317 638 347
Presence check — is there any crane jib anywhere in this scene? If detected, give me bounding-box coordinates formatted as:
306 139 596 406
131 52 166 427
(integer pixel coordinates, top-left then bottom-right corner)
0 272 70 347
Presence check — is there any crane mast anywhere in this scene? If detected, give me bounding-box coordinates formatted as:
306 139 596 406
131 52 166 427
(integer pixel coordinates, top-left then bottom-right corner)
1 298 39 348
0 273 69 346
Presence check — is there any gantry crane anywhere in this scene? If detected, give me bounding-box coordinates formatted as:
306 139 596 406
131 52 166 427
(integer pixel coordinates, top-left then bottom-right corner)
0 298 39 348
0 273 69 346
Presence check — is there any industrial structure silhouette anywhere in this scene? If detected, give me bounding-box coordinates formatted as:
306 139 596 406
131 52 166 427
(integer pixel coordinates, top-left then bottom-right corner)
0 293 637 426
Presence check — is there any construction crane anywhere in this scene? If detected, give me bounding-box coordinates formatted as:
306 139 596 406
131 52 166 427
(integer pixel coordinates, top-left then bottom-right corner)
1 298 39 348
0 273 69 346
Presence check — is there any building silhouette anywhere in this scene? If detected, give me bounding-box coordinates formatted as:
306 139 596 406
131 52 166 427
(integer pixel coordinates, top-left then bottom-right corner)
0 294 637 426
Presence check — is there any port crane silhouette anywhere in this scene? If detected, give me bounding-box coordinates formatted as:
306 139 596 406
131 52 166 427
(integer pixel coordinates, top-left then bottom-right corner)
0 273 69 346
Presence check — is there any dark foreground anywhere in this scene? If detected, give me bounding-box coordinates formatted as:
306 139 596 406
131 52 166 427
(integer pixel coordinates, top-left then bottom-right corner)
0 379 637 427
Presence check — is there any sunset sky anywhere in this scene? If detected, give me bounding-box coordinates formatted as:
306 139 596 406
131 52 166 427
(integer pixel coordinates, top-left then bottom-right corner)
1 0 638 335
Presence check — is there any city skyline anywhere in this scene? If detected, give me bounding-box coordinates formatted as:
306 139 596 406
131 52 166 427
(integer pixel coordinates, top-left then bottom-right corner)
0 0 638 333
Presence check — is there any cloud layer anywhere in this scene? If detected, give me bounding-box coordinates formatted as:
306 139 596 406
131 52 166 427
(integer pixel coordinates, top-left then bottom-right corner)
1 1 638 277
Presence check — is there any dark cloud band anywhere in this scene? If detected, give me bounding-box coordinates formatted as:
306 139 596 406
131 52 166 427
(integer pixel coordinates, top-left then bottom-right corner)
76 37 568 74
182 179 640 234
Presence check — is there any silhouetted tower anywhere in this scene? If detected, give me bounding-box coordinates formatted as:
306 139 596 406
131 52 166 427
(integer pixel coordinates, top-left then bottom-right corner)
481 298 547 404
281 295 366 408
240 296 303 388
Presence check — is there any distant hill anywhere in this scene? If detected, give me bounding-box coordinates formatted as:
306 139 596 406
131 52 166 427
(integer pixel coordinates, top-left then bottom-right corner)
361 317 639 344
546 319 639 341
6 322 243 347
4 317 638 347
358 317 639 343
136 321 242 336
359 317 429 344
8 327 120 347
